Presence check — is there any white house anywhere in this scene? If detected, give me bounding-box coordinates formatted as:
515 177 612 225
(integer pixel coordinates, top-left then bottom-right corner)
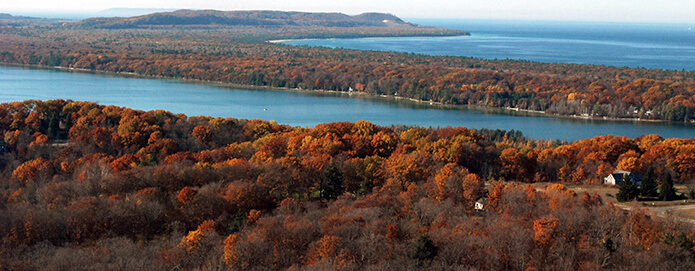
474 198 488 211
604 170 643 186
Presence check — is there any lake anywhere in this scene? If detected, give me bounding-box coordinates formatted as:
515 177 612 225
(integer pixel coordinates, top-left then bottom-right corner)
281 20 695 71
1 65 693 142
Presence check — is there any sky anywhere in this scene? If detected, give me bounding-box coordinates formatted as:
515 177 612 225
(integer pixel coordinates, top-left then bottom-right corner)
2 0 695 23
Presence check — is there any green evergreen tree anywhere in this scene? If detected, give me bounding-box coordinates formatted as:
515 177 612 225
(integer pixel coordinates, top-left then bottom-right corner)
46 112 60 139
408 234 438 264
320 161 343 200
616 173 639 202
640 168 658 197
660 172 677 201
140 153 157 166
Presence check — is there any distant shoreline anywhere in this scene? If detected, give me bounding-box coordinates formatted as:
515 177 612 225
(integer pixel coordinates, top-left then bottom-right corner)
267 34 470 44
2 62 683 126
502 107 671 123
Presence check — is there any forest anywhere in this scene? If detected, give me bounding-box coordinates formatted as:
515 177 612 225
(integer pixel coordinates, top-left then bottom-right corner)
0 100 694 270
2 12 695 270
1 17 695 122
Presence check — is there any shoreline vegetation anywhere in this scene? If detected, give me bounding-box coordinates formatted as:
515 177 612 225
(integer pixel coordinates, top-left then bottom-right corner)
2 10 695 125
3 28 695 124
3 62 680 127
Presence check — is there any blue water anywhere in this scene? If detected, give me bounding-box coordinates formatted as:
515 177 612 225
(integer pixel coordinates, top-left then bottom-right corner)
1 65 693 141
282 19 695 71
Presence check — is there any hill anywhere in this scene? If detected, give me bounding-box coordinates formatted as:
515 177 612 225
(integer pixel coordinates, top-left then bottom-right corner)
97 8 178 17
0 13 58 27
74 9 423 29
0 13 40 21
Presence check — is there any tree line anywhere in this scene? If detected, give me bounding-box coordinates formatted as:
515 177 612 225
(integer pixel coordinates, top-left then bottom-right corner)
0 100 693 270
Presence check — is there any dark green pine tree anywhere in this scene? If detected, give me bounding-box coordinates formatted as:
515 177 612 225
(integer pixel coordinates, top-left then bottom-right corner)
408 234 438 264
660 172 677 201
320 161 343 200
616 173 639 202
640 168 658 198
46 112 60 139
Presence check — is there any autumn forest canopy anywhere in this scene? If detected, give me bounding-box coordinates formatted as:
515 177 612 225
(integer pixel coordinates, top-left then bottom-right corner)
0 100 694 269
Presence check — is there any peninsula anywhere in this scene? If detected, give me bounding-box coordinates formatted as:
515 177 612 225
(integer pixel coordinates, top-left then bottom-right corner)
70 10 469 39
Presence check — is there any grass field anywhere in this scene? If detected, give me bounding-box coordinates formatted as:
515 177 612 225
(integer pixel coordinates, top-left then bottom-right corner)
669 208 695 220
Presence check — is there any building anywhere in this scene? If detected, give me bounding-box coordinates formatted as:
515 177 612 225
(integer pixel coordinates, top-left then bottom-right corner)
474 198 488 211
604 170 643 186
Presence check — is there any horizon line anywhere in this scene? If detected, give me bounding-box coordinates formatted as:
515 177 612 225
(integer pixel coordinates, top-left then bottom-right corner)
3 8 695 25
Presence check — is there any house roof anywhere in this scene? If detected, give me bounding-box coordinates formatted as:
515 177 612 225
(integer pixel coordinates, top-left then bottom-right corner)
609 170 643 182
